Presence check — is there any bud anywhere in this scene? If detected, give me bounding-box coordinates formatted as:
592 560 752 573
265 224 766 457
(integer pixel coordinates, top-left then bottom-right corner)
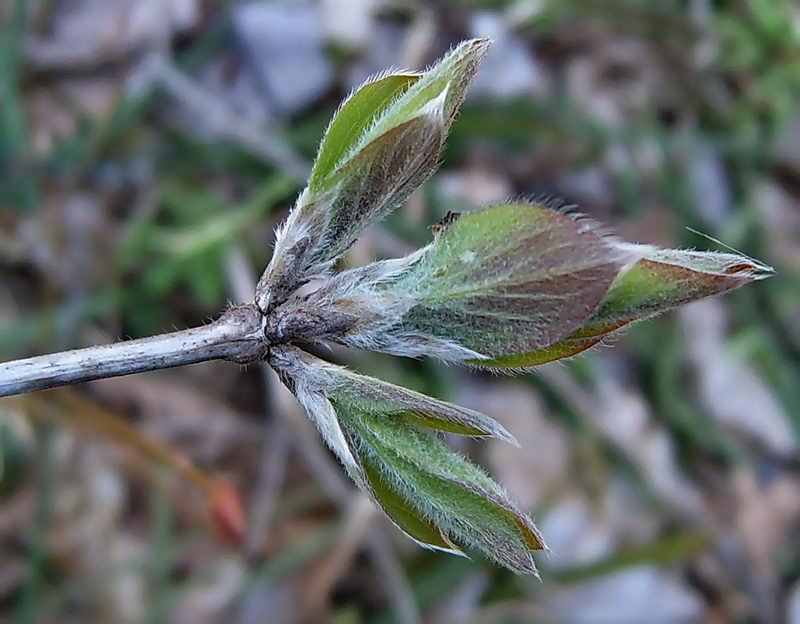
279 201 772 367
269 346 545 575
273 201 628 360
479 245 774 368
256 39 491 312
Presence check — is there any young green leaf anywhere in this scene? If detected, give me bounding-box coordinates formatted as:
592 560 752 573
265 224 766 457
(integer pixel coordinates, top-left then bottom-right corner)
308 73 420 189
269 201 631 361
268 346 544 574
475 334 606 369
255 39 491 312
269 201 772 369
360 451 462 556
478 246 774 368
582 246 774 336
311 106 444 265
382 203 629 357
269 346 515 444
341 400 545 575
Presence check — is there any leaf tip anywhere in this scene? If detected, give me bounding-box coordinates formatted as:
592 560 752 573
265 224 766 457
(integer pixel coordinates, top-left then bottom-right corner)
724 257 775 280
485 421 520 447
461 36 493 56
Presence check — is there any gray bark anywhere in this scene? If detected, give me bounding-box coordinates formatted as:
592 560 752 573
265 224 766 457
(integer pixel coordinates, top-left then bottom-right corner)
0 305 267 397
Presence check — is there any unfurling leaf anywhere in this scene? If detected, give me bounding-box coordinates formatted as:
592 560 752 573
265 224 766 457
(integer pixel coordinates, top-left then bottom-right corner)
268 201 631 361
269 346 515 446
269 200 772 368
308 73 420 189
344 407 545 575
269 346 544 574
479 245 774 368
255 39 491 312
375 202 630 359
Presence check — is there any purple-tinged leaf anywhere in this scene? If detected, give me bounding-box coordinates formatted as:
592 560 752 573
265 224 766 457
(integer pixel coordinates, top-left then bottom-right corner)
479 246 774 368
276 201 632 361
256 39 491 312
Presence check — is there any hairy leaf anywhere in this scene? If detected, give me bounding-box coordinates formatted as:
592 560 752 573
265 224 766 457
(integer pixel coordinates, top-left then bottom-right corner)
477 335 605 369
387 203 627 356
358 38 490 156
309 73 420 189
581 246 774 336
276 203 772 369
312 109 445 266
281 201 631 361
479 246 774 368
342 405 545 574
269 346 515 443
268 346 544 573
360 452 461 555
256 39 490 312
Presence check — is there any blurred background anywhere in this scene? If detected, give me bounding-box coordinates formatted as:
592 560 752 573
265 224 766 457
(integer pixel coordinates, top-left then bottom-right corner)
1 1 799 622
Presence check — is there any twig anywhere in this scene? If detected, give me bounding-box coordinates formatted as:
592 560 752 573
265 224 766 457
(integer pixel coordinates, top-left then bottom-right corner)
0 305 267 397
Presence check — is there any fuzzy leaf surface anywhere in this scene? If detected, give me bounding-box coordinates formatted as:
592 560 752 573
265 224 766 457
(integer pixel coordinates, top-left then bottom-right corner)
308 73 420 189
267 346 543 572
341 406 545 574
312 111 444 267
256 39 490 312
479 246 774 368
302 202 629 361
269 346 515 443
360 452 460 555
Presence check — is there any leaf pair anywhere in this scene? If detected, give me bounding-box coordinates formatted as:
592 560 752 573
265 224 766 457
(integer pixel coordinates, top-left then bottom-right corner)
269 346 545 575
